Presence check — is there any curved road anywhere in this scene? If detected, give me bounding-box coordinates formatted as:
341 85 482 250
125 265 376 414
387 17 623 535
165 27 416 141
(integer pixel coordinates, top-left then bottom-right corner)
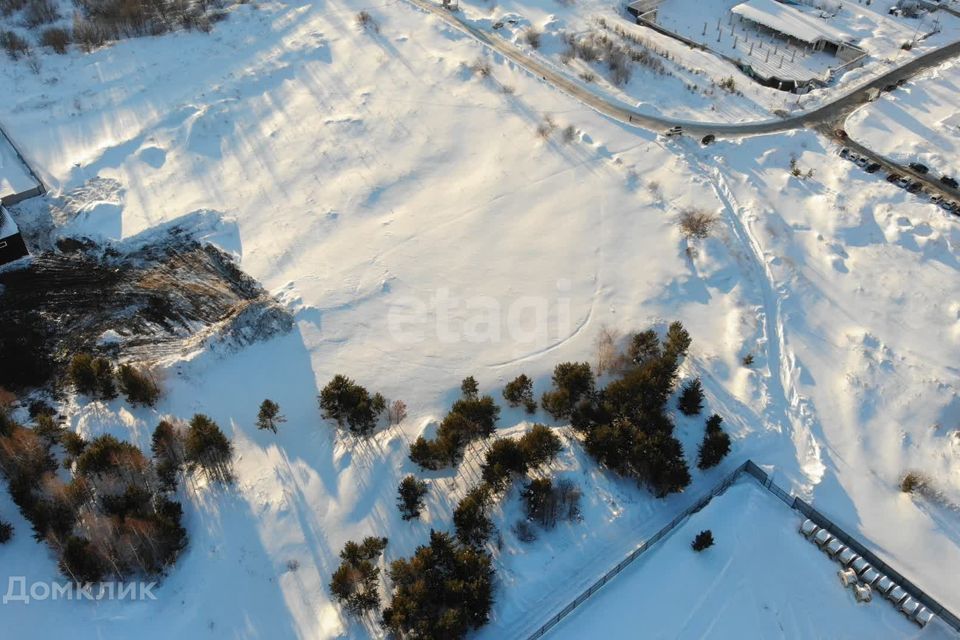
407 0 960 138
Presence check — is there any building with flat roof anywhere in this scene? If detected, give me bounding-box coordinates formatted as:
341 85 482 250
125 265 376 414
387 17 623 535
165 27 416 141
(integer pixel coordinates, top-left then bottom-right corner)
731 0 859 57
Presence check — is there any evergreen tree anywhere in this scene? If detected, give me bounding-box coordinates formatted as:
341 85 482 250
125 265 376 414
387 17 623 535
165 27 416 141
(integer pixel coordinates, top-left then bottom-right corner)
69 354 117 399
697 414 731 470
541 362 595 420
677 378 704 416
409 436 439 470
627 329 661 366
503 374 536 414
318 375 384 436
397 475 428 520
460 376 479 399
454 486 493 547
383 530 494 639
481 439 526 489
692 529 714 552
330 536 388 616
117 364 160 406
184 414 233 483
663 321 692 360
256 399 286 434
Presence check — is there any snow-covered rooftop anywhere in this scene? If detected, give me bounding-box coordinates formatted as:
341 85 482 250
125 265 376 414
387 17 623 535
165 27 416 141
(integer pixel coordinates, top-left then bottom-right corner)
732 0 852 45
0 205 19 240
0 133 35 201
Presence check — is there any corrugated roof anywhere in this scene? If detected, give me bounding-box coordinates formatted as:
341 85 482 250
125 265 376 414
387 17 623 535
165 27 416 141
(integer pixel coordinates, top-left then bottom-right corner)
732 0 851 45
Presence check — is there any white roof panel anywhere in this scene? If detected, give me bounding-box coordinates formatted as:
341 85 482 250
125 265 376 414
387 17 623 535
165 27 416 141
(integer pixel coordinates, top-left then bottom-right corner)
732 0 851 45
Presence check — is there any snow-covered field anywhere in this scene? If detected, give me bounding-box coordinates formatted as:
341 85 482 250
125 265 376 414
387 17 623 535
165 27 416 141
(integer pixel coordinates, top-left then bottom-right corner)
848 55 960 178
550 481 925 639
1 0 960 637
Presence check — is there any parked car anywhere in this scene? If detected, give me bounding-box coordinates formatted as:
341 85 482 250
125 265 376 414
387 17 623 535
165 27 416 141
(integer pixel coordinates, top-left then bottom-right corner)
866 162 881 173
855 156 870 168
840 148 852 159
884 84 897 92
907 182 923 194
663 125 683 137
701 134 715 146
940 175 958 189
909 162 929 174
896 177 911 188
886 173 901 183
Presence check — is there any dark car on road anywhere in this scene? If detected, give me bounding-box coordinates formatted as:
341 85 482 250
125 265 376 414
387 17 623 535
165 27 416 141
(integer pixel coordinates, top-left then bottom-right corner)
865 162 881 173
940 175 959 189
886 173 901 183
909 162 929 174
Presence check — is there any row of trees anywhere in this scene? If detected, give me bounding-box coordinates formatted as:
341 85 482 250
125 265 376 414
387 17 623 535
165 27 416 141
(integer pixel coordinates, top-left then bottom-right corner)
0 392 234 583
409 378 500 470
68 354 161 407
545 322 695 497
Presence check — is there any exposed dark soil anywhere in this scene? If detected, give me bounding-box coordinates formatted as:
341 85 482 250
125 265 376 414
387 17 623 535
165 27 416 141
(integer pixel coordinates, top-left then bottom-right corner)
0 231 290 391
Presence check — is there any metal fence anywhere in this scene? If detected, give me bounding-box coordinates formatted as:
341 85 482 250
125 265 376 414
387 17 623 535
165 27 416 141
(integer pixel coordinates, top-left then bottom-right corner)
524 461 749 640
743 461 960 631
524 459 960 639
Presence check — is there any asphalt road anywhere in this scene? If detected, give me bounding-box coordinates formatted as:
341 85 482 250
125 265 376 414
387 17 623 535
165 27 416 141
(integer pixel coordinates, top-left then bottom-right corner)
407 0 960 139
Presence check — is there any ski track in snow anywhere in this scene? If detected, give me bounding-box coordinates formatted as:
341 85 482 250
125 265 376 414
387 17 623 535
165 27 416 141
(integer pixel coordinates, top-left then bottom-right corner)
681 147 827 489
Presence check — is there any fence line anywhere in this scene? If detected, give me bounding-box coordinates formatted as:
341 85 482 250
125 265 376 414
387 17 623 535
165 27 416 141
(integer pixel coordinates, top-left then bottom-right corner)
524 461 749 640
524 459 960 639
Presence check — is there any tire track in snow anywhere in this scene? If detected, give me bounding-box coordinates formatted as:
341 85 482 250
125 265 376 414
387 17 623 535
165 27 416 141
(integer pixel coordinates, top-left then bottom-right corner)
694 159 826 486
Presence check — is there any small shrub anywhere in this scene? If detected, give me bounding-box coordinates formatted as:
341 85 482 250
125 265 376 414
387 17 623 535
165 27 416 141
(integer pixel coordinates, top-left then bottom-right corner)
388 399 408 425
718 76 737 93
513 519 537 542
900 471 928 494
523 27 542 49
23 0 58 27
355 10 378 32
741 353 754 366
536 116 557 139
471 57 491 77
0 30 29 60
71 15 106 52
39 26 70 53
692 529 713 551
562 124 577 143
678 209 716 240
0 519 12 544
